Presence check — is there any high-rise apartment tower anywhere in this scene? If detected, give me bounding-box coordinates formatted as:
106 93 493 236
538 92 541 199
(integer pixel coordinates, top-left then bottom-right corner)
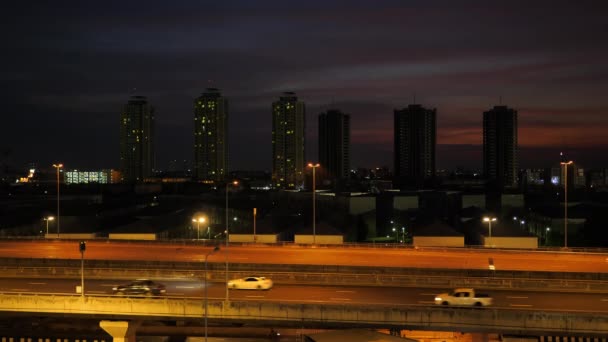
483 105 519 189
119 95 155 182
272 92 306 189
319 109 350 183
394 104 436 188
194 88 228 183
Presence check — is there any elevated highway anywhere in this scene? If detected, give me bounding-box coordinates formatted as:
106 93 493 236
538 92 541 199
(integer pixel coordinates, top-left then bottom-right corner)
0 292 607 337
0 240 607 338
1 240 607 274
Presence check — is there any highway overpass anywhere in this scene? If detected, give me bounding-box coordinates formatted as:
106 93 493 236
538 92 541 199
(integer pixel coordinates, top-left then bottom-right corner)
0 240 607 338
0 293 607 338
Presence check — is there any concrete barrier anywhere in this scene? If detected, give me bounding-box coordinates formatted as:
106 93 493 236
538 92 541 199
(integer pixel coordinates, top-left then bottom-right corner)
0 294 605 336
1 265 608 293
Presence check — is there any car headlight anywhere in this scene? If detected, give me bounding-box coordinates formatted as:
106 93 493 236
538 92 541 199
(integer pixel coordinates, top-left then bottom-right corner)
435 297 442 301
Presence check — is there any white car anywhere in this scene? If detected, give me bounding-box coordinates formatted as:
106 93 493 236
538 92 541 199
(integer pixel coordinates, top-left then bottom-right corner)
228 276 273 290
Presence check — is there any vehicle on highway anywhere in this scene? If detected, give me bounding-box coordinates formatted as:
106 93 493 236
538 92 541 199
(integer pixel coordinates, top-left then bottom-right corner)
112 279 166 296
434 288 493 307
228 276 273 290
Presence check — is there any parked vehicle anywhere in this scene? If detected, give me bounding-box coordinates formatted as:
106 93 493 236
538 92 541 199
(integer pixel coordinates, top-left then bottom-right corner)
112 279 166 296
228 276 273 290
434 288 493 307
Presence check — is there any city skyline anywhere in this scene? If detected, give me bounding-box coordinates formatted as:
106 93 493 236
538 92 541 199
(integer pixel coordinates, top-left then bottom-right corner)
2 1 608 171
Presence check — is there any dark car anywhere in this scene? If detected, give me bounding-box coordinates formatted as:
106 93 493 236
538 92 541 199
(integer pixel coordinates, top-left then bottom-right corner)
112 279 166 296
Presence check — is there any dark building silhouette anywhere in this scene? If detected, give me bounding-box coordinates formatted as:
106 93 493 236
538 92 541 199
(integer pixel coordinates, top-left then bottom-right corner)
194 88 228 183
394 104 436 189
272 92 306 189
318 109 350 185
119 96 155 182
483 105 518 189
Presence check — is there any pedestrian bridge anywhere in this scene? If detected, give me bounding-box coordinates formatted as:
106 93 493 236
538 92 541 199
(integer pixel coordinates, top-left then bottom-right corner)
0 293 606 338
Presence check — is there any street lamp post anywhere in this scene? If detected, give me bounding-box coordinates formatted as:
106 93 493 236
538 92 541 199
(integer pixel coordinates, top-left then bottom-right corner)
192 217 206 240
44 216 54 236
483 217 497 241
225 180 238 302
401 227 405 244
204 246 220 342
52 163 63 237
307 163 320 245
253 207 257 242
560 160 573 248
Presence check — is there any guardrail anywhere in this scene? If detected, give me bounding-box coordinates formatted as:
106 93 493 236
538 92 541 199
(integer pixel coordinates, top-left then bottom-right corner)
1 257 607 281
0 293 606 336
3 237 608 254
2 265 608 293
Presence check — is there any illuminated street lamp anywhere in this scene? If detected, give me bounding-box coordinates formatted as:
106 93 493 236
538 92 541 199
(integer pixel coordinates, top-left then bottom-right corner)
225 180 238 302
307 163 320 245
43 216 55 236
560 160 573 248
204 246 220 342
401 227 406 244
52 163 63 237
192 217 206 240
483 217 497 239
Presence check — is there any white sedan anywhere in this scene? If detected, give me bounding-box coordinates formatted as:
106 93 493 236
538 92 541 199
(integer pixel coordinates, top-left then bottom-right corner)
227 276 273 290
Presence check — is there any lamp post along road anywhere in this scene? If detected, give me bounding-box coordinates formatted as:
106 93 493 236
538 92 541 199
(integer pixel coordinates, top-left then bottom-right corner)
307 163 320 244
79 241 86 297
204 246 220 342
52 163 63 237
561 160 573 248
44 216 54 236
225 180 237 302
483 217 497 243
193 217 205 240
253 207 257 242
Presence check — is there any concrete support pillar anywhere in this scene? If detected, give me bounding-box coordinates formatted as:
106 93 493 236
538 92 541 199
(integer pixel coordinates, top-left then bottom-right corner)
99 321 140 342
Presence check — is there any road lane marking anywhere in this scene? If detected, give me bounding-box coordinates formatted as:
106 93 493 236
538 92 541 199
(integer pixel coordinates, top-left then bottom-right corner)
246 295 265 298
507 296 528 299
330 298 351 301
509 304 532 307
171 293 184 296
176 286 194 289
28 282 46 285
601 298 608 302
10 289 29 292
336 290 355 293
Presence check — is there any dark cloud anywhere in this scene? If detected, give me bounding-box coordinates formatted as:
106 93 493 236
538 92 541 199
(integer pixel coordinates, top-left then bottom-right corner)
2 0 608 171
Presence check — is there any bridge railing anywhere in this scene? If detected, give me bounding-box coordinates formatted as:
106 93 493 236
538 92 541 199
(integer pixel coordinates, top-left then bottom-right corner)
0 292 606 336
3 237 608 254
1 265 608 293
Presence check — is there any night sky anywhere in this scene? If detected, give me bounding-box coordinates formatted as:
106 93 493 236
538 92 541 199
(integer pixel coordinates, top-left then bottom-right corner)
2 1 608 172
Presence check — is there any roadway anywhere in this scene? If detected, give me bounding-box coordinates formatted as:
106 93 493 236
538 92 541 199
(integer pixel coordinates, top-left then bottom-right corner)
0 240 607 273
1 277 607 313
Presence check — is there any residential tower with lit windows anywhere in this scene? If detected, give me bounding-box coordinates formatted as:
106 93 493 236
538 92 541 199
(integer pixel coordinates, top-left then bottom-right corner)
272 92 306 189
194 88 228 183
119 95 155 182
